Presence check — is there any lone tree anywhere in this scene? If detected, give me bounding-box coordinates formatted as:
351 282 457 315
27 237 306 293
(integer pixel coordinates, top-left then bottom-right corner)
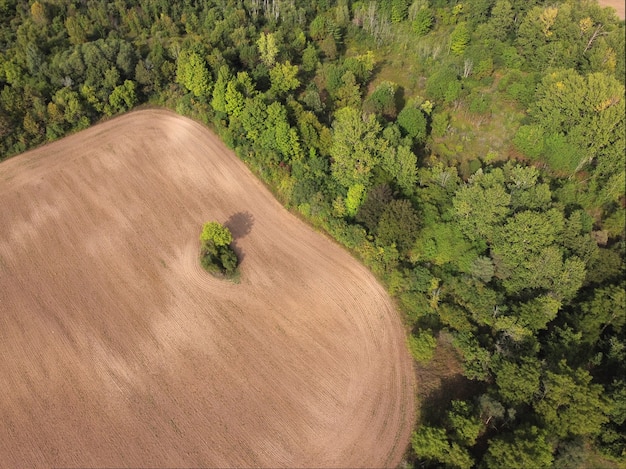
199 221 239 278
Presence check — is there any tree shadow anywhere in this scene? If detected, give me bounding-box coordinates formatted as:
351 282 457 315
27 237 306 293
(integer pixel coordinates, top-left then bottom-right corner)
419 374 483 424
225 211 254 262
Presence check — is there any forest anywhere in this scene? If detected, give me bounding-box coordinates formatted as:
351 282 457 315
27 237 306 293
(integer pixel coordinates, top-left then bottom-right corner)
0 0 624 467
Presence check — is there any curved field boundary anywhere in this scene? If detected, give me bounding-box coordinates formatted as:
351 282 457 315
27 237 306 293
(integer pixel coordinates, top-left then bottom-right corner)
0 109 415 467
598 0 625 19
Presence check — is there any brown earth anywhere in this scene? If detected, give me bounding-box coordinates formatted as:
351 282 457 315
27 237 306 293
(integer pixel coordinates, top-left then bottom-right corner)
0 109 416 468
598 0 625 19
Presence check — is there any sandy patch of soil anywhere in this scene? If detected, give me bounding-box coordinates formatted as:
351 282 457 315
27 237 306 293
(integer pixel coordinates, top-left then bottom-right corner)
0 109 415 467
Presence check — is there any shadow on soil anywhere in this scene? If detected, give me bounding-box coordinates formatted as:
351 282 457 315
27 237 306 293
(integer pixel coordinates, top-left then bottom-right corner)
225 211 254 262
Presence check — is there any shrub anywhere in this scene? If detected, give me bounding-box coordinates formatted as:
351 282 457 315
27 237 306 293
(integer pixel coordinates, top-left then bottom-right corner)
199 221 239 279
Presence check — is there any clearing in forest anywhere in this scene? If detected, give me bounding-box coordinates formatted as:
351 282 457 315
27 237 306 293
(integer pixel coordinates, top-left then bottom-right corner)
0 109 415 468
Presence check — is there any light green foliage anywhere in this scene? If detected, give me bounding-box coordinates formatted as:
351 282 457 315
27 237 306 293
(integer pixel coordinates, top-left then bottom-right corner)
447 400 483 446
343 51 376 84
334 71 361 109
176 49 211 98
257 32 278 67
431 111 450 138
453 169 511 243
535 362 610 438
107 80 137 114
199 221 238 277
487 0 514 41
240 96 267 144
381 145 417 195
450 22 470 55
224 80 245 118
576 285 626 346
453 332 492 380
530 69 625 173
200 221 233 247
345 183 365 217
301 43 319 72
309 15 327 41
65 14 91 45
330 107 385 188
411 426 474 469
210 65 231 113
494 357 541 405
412 8 433 37
391 0 409 23
504 163 552 211
407 329 437 362
492 209 586 298
269 61 300 95
513 125 545 160
514 295 562 332
412 222 477 271
483 426 554 469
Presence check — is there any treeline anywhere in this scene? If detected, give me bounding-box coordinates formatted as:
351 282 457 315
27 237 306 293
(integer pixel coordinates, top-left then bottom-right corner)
1 0 624 467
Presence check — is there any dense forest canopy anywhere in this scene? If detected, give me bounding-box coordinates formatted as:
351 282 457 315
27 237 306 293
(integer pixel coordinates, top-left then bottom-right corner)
1 0 624 467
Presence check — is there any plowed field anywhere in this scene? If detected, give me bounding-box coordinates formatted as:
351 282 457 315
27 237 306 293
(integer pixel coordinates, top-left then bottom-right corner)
0 109 415 467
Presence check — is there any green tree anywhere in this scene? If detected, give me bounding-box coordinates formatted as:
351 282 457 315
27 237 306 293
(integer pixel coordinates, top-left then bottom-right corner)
391 0 409 23
494 356 542 406
397 105 427 142
483 426 554 469
210 65 231 113
224 80 245 118
491 209 586 299
376 199 420 254
107 80 137 114
330 106 385 188
356 184 393 232
411 426 474 469
364 80 397 117
201 222 232 247
453 168 510 243
535 361 610 438
257 32 278 67
269 61 300 96
450 22 470 55
381 145 417 195
176 49 211 98
530 69 625 174
345 183 366 217
407 329 437 362
412 9 433 37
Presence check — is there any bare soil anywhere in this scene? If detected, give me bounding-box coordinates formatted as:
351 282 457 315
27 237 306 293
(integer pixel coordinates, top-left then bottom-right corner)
598 0 625 19
0 109 415 468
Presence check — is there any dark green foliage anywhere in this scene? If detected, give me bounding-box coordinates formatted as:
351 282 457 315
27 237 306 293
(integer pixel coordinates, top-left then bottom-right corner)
355 184 393 233
397 105 427 142
363 80 397 118
375 198 420 254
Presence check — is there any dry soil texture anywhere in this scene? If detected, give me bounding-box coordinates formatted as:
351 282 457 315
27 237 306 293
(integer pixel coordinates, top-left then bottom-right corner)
0 109 415 468
598 0 625 19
